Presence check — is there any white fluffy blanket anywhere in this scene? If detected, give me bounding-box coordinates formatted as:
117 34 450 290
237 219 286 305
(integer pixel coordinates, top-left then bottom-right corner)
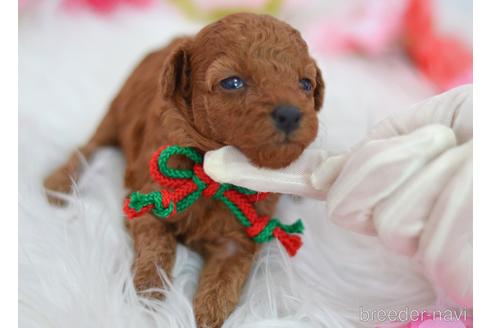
19 2 441 327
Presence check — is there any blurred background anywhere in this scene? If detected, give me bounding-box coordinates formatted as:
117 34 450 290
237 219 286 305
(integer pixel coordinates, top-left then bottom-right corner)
18 1 473 327
19 0 472 153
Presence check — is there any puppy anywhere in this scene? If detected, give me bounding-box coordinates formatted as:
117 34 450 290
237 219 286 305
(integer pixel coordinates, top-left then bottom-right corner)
44 13 324 328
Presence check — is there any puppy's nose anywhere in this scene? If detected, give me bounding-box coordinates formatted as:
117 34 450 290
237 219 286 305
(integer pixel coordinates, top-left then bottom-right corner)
271 105 302 134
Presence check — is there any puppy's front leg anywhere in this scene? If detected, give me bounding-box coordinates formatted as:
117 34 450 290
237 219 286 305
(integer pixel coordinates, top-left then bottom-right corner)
193 238 258 328
129 213 177 299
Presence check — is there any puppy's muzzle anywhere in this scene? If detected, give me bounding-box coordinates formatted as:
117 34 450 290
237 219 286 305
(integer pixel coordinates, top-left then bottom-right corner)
271 104 302 134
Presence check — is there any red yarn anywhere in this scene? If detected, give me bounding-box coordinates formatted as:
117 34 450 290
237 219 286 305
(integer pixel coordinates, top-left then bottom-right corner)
160 190 176 217
245 216 270 237
149 145 185 189
273 228 302 257
193 165 221 197
124 145 304 257
123 197 152 219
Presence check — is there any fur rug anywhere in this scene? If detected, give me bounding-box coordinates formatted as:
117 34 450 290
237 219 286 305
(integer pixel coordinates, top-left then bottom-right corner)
19 2 441 327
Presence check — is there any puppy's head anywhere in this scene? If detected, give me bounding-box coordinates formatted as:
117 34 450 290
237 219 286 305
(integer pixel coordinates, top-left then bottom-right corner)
161 13 324 169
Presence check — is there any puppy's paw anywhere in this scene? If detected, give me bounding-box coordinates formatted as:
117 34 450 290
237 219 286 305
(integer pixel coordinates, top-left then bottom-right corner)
194 291 231 328
43 167 73 206
133 257 166 300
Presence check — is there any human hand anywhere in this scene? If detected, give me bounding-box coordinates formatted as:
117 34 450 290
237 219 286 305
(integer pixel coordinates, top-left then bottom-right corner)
204 85 472 307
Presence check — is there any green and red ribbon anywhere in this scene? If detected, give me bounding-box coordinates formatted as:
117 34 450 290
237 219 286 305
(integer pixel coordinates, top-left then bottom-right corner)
123 145 304 256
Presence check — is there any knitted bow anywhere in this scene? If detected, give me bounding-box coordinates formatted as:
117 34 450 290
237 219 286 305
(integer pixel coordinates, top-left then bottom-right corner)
123 145 304 256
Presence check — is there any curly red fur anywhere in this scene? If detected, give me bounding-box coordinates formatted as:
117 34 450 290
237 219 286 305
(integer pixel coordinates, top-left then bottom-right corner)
44 13 324 327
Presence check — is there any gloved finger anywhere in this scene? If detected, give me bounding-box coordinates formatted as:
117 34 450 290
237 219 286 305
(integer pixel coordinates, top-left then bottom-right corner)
326 124 457 235
311 86 472 197
310 153 348 193
373 140 472 256
416 155 472 308
204 145 330 199
366 85 472 143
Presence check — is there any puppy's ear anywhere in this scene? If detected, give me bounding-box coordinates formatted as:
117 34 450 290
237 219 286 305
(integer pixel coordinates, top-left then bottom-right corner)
313 62 325 112
160 37 193 105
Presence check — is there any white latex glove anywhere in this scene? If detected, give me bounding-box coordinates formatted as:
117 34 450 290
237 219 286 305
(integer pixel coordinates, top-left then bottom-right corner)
204 85 473 308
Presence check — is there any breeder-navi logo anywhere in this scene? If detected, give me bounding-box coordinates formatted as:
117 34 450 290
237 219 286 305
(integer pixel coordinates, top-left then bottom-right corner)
359 306 469 323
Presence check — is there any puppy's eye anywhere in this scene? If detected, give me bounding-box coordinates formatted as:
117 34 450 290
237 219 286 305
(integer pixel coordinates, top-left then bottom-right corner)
299 78 313 92
220 76 245 90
